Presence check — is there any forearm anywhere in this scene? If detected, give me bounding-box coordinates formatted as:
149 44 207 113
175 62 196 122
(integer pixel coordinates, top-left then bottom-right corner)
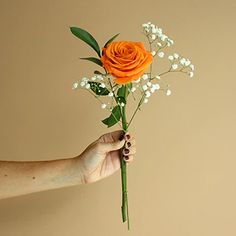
0 156 83 200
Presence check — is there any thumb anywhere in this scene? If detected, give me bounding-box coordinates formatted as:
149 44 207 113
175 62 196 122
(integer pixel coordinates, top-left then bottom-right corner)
102 139 125 152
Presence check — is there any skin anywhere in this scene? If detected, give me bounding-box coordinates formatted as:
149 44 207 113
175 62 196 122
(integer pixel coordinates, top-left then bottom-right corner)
0 130 136 200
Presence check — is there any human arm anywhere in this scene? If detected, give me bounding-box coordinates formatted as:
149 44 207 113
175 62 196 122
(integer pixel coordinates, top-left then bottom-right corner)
0 130 135 200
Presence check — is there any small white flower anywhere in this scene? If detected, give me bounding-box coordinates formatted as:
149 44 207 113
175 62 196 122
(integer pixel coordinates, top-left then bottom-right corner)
189 71 194 78
96 75 103 80
72 82 79 89
108 92 114 97
85 83 90 89
135 78 141 83
142 85 148 91
166 89 172 96
151 51 156 56
131 87 136 92
153 83 160 90
99 83 106 88
158 51 164 58
158 28 163 34
151 27 158 34
171 64 178 70
101 104 107 109
145 91 151 98
173 53 179 59
157 42 162 47
190 64 195 71
82 77 89 82
168 55 174 61
141 74 149 80
180 58 186 65
185 59 191 66
91 76 97 81
151 34 156 40
80 81 86 87
147 81 152 87
160 34 167 41
120 102 125 107
167 38 174 45
155 75 161 80
144 98 149 103
150 87 155 93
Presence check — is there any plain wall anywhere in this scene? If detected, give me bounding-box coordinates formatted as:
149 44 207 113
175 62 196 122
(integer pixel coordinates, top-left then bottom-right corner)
0 0 236 235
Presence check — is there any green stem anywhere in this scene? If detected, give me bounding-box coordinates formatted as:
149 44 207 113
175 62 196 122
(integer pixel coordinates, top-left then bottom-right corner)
120 85 130 230
127 93 145 129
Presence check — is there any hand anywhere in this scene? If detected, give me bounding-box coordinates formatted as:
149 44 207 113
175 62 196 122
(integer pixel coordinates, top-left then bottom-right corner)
76 130 136 184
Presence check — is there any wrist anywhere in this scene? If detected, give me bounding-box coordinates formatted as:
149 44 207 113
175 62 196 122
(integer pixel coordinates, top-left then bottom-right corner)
71 155 86 185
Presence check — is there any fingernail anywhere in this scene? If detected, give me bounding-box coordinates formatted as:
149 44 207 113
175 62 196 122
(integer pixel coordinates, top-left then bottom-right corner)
123 155 129 161
123 148 129 155
126 142 131 148
119 135 124 141
125 134 131 140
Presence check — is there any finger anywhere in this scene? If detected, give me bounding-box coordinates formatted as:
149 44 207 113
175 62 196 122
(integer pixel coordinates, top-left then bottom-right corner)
122 146 136 156
124 132 131 141
102 138 126 152
123 155 134 164
111 130 125 141
122 148 130 156
125 138 136 149
125 141 132 149
99 130 125 143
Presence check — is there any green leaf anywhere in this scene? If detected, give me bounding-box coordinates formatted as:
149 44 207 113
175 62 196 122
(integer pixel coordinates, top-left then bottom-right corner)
88 81 109 96
104 33 120 48
70 27 101 57
102 106 121 127
117 86 126 97
94 70 103 75
80 57 103 67
116 96 126 104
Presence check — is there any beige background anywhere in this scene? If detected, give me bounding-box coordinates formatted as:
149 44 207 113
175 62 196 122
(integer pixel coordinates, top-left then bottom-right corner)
0 0 236 235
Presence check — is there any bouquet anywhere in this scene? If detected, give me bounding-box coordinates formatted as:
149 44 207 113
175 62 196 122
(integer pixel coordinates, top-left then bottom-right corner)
70 22 195 230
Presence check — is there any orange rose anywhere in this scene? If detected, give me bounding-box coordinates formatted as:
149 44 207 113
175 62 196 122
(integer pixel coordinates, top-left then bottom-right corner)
101 41 153 85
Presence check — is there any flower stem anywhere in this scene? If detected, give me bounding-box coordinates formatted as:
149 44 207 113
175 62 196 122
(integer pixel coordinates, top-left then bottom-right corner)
127 93 145 129
120 85 130 230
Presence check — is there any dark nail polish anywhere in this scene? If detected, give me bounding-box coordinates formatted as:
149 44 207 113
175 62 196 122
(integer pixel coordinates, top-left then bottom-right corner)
126 142 131 148
124 148 129 154
126 134 131 140
119 135 124 141
123 155 129 161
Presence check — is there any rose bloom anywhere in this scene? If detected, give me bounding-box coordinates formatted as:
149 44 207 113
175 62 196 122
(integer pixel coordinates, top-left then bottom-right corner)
101 41 153 85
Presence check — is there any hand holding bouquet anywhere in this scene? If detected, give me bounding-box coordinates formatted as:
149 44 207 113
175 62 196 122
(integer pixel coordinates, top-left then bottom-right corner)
70 22 195 230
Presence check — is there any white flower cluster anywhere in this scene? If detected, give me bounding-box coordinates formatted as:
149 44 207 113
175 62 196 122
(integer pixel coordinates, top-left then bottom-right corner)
127 73 172 104
151 50 165 58
129 73 173 100
168 53 195 78
142 22 174 47
72 74 121 111
72 74 108 90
